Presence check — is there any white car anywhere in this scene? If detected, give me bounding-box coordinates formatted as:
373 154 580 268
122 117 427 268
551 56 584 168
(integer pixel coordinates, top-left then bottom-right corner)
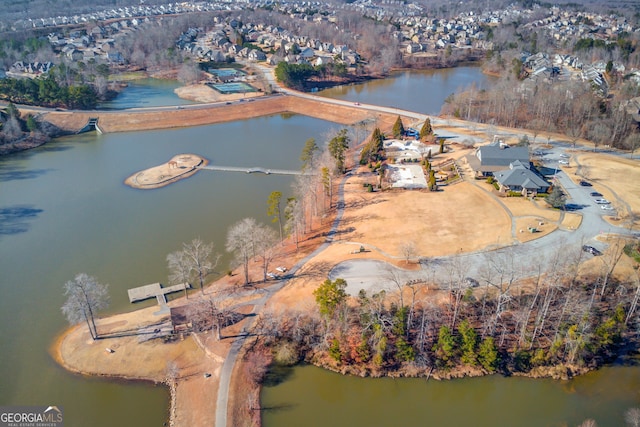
558 160 569 165
594 199 610 204
601 205 615 211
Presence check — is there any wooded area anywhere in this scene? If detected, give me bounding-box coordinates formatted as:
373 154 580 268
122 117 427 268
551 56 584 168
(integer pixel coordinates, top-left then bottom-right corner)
255 243 640 379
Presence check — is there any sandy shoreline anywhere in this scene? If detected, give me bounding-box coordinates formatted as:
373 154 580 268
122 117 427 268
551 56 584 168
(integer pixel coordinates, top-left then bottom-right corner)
124 154 208 189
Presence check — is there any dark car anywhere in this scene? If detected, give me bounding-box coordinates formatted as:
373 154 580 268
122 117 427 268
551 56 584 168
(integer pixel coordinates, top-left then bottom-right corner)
582 245 602 256
579 180 592 187
590 192 603 197
464 277 480 288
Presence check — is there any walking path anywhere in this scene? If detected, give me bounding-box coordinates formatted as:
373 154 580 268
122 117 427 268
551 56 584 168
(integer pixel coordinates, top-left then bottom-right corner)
214 173 349 427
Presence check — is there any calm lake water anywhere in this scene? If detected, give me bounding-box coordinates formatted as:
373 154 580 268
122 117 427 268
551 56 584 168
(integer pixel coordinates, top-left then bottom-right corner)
319 67 494 115
261 364 640 427
98 78 197 109
0 114 336 427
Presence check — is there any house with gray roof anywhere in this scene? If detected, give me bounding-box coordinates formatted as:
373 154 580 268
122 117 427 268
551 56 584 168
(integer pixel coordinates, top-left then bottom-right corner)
493 161 550 196
467 142 530 177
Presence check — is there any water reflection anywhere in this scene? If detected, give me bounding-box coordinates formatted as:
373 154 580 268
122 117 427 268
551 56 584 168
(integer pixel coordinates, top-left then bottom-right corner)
0 205 44 236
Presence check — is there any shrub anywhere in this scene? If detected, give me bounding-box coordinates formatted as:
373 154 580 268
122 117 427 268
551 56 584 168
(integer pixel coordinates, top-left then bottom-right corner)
273 341 300 366
329 338 342 362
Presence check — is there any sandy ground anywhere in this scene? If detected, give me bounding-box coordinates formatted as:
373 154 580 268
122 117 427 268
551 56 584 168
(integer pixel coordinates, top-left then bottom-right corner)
124 154 206 189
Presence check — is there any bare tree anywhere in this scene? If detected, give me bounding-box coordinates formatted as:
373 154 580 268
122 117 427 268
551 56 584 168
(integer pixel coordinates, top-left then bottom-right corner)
226 218 259 286
61 273 110 340
255 224 279 283
176 238 221 295
626 407 640 427
167 249 192 299
399 241 418 265
599 237 626 298
623 133 640 159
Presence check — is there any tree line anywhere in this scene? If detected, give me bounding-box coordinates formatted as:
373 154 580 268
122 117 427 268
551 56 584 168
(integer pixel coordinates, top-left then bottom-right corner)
254 242 640 379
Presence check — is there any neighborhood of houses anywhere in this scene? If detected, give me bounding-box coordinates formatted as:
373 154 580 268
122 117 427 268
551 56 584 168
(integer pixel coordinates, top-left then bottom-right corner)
4 0 640 92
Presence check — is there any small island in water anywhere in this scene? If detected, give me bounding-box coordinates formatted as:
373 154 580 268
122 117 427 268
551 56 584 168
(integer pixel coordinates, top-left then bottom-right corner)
124 154 207 189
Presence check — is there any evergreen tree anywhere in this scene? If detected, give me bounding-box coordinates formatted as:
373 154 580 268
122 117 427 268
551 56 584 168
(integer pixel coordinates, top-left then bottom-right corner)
25 115 37 133
419 118 433 140
546 186 566 209
328 129 350 174
439 138 445 154
458 319 478 366
314 278 347 318
300 138 319 172
433 325 456 368
477 337 498 372
428 170 437 191
267 191 283 241
392 116 405 138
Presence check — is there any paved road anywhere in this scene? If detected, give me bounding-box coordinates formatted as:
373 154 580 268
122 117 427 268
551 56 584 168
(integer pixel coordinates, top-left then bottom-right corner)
329 144 636 295
214 173 349 427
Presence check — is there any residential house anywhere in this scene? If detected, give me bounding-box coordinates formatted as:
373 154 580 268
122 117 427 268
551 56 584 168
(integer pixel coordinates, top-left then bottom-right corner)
248 49 266 61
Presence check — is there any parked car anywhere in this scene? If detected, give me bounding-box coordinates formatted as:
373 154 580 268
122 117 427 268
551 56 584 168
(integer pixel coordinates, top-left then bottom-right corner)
464 277 480 288
560 154 570 158
558 160 569 165
590 192 603 197
601 205 615 211
582 245 602 256
579 180 592 187
594 198 610 204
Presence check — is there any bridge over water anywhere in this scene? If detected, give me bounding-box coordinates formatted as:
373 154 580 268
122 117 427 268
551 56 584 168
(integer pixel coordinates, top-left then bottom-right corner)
197 164 311 176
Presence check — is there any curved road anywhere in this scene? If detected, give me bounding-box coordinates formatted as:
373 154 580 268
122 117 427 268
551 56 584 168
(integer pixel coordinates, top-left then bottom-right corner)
214 173 349 427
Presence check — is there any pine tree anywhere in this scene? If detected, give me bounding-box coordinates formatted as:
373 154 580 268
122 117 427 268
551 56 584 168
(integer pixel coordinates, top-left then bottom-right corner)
392 116 405 138
477 337 498 372
433 325 456 368
419 118 433 140
458 320 478 366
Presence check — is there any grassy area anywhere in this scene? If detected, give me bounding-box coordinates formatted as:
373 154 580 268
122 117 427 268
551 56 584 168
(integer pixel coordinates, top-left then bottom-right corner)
624 243 640 263
109 71 148 81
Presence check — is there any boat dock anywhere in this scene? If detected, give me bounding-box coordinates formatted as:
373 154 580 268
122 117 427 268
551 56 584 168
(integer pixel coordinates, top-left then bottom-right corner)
127 282 191 305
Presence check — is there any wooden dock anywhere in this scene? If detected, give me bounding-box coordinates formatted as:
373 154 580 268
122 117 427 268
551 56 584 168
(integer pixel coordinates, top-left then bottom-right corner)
127 282 191 304
196 165 313 176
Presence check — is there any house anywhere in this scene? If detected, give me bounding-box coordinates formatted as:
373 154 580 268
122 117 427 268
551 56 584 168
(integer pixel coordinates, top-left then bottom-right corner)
248 49 266 61
299 47 315 59
467 142 530 177
493 160 550 196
